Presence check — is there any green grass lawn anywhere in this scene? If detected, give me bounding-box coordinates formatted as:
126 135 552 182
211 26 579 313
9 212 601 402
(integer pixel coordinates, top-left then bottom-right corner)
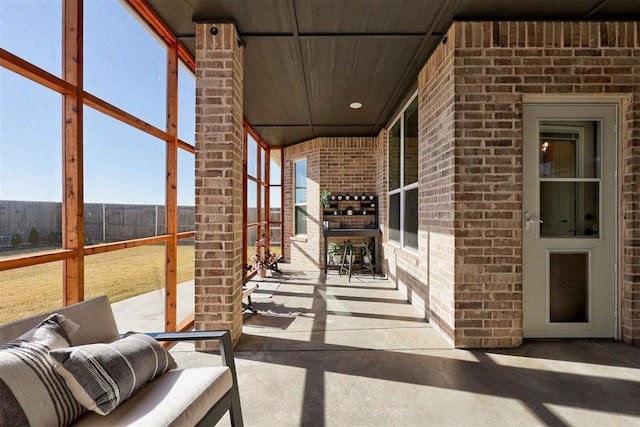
0 245 195 324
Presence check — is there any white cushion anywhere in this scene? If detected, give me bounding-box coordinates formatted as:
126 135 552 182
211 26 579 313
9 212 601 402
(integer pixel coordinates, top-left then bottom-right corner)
72 367 232 426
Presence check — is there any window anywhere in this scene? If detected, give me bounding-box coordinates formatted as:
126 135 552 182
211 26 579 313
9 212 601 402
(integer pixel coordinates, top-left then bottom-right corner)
0 1 196 329
387 96 418 250
294 159 307 236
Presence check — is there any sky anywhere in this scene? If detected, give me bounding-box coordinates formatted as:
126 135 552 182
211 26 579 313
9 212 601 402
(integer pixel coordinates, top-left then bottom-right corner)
0 0 196 206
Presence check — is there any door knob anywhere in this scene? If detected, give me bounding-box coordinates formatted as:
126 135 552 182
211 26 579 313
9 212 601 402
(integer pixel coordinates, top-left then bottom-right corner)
524 211 543 230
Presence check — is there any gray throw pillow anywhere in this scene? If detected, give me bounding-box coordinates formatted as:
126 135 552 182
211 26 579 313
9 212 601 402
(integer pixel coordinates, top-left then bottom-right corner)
49 333 177 416
0 314 85 427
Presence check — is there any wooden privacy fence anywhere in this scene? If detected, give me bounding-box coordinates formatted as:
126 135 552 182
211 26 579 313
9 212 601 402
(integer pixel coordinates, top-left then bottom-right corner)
0 200 195 249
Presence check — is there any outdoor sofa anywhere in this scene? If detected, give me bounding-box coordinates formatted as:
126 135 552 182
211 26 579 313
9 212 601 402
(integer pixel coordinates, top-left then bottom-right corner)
0 295 243 426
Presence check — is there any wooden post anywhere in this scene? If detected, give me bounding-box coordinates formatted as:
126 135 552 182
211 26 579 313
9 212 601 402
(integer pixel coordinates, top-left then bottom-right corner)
62 0 84 305
165 41 179 331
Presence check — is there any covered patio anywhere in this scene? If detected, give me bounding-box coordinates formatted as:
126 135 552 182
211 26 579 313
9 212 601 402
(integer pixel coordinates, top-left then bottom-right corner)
112 266 640 426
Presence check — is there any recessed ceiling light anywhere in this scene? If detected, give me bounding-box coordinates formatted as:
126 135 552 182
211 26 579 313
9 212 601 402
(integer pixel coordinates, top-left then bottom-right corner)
349 102 362 109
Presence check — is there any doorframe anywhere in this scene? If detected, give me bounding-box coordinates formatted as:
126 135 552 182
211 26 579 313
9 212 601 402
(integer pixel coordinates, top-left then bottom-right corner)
522 94 624 340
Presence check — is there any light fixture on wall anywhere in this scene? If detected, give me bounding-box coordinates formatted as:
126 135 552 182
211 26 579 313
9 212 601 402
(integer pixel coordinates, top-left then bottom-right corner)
349 102 362 109
541 141 549 160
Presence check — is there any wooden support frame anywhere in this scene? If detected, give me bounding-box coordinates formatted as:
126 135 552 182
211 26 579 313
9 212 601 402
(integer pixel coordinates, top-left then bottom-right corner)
62 0 84 305
165 41 179 332
0 0 197 330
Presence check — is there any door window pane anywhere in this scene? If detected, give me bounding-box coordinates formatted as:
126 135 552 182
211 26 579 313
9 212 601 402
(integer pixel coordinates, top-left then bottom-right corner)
540 182 599 238
540 123 601 179
550 252 588 323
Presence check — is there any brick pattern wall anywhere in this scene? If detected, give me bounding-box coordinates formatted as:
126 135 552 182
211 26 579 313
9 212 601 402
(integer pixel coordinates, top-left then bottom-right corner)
454 21 638 347
418 29 457 343
282 139 321 269
283 137 377 268
405 21 639 348
621 90 640 345
194 23 244 347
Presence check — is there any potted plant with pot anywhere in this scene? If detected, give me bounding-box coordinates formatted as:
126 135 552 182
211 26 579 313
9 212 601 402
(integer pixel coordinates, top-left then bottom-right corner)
327 241 344 265
361 240 373 266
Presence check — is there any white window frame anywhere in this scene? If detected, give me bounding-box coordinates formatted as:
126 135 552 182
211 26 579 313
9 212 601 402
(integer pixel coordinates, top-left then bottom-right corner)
293 159 307 236
387 93 418 251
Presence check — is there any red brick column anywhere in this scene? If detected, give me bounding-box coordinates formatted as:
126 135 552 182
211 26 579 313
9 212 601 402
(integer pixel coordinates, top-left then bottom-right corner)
194 22 244 348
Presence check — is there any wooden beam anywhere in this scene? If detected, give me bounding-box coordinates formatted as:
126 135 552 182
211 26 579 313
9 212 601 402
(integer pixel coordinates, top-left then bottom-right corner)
0 48 75 95
62 0 84 305
178 139 195 153
84 235 170 256
165 41 179 332
0 250 77 272
83 92 169 141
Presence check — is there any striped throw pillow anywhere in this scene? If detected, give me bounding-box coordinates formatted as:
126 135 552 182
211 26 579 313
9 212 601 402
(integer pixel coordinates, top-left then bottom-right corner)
49 333 177 416
0 314 86 427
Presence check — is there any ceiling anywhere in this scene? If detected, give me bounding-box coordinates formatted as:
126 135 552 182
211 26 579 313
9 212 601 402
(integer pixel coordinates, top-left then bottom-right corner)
146 0 639 147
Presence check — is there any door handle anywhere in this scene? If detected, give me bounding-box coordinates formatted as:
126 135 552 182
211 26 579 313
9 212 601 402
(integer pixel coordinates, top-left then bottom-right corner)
524 211 543 230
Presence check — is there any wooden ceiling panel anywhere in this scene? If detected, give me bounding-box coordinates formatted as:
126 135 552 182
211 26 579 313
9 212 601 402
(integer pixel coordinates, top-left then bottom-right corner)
294 0 446 34
300 37 424 126
450 0 602 18
243 38 309 127
251 126 314 148
146 0 638 147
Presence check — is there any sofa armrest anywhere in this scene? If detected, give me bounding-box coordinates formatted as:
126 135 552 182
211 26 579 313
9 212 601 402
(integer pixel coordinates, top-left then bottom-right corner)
119 330 243 427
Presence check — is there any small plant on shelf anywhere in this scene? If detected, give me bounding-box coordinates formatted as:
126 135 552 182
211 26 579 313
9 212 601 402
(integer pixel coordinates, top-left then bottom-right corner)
320 189 332 209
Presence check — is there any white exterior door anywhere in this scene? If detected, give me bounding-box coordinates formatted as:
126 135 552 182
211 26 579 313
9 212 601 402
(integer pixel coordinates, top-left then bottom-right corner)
522 104 617 338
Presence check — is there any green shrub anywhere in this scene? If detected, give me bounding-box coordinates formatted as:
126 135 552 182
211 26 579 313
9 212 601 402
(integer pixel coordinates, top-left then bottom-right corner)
10 233 23 248
28 227 40 247
46 231 58 245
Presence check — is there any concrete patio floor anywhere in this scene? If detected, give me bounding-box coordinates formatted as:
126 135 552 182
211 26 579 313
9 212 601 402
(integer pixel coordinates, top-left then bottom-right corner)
111 265 640 427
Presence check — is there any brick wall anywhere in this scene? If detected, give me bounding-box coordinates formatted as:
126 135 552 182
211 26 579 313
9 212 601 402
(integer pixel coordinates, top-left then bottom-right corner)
455 21 638 347
418 28 457 343
389 21 639 348
621 89 640 345
283 137 377 268
194 22 244 348
282 139 321 269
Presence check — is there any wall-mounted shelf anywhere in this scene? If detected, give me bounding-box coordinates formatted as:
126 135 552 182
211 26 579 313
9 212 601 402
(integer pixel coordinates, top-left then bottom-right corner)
322 194 377 228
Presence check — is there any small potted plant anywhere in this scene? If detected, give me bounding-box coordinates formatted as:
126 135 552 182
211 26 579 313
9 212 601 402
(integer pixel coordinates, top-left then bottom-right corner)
327 242 344 265
361 240 373 266
320 189 332 209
